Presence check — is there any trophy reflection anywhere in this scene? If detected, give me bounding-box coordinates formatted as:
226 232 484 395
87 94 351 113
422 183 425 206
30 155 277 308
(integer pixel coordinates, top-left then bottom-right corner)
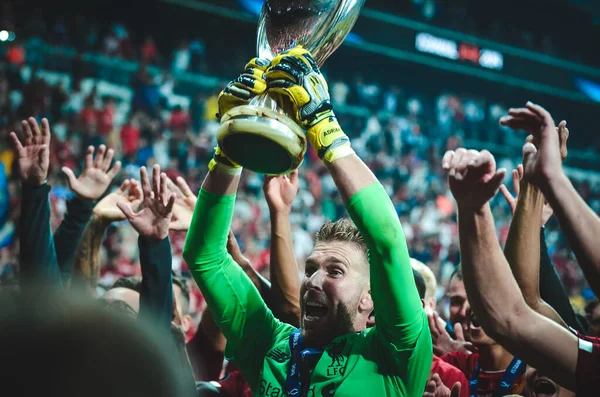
217 0 365 175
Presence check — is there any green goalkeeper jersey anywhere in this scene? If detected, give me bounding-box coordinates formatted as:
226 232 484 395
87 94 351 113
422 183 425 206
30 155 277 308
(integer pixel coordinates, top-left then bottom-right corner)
184 183 432 397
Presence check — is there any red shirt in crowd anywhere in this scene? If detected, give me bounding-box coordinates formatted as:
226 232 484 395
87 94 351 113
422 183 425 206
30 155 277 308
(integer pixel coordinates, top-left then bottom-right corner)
169 110 191 131
441 352 526 397
80 106 98 126
431 356 469 397
120 123 140 156
141 40 158 63
576 332 600 395
6 44 25 66
216 370 252 397
97 106 115 136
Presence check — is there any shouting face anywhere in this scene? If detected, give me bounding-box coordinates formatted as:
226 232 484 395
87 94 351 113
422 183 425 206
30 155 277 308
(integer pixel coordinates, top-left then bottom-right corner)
300 240 372 347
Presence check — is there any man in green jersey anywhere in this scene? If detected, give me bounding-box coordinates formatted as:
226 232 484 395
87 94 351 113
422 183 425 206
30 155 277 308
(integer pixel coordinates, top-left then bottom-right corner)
183 48 432 397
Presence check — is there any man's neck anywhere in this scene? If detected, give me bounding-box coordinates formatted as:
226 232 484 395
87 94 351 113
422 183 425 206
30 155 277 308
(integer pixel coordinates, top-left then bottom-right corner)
476 343 514 372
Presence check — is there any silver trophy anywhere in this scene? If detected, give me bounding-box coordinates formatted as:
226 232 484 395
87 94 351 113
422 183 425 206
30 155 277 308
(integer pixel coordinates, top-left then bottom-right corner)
217 0 365 175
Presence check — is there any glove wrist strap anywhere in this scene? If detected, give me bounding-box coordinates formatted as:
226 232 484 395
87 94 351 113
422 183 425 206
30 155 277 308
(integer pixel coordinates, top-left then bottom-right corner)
322 143 355 164
307 116 355 164
209 147 242 175
208 158 243 175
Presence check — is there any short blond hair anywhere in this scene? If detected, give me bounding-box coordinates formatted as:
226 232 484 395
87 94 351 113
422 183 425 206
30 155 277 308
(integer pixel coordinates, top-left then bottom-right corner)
315 218 366 252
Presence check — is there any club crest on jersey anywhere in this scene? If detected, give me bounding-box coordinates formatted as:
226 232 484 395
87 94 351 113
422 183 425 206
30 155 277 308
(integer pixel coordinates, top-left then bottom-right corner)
326 340 346 376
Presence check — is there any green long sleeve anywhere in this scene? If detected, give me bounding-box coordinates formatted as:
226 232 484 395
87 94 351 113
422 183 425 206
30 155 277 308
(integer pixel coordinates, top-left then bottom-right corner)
347 182 432 396
183 189 292 389
347 182 428 345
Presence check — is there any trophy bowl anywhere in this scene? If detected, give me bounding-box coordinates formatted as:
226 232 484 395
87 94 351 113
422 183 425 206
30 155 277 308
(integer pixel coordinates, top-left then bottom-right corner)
217 0 365 175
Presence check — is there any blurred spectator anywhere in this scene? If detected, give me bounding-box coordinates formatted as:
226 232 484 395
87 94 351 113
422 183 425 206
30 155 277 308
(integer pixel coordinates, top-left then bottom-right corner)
331 79 350 106
169 105 191 135
171 41 190 75
6 41 25 67
189 38 206 73
116 24 134 59
120 115 141 162
104 31 120 57
190 93 205 132
97 96 116 137
132 66 161 116
140 36 159 64
80 96 98 128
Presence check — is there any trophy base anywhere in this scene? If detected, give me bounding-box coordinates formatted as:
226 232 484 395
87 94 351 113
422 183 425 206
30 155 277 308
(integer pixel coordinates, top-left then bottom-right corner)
217 105 307 175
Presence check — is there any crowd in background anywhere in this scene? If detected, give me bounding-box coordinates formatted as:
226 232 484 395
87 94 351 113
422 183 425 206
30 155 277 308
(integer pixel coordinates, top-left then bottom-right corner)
1 5 597 323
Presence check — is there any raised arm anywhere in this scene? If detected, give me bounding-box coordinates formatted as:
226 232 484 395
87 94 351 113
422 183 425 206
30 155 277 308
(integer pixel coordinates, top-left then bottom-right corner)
55 144 121 284
10 118 60 285
73 179 142 292
118 165 175 331
183 58 288 389
501 102 600 296
266 48 431 395
501 156 584 332
444 148 578 391
168 175 273 376
502 161 566 326
539 228 587 333
263 172 301 326
169 173 270 296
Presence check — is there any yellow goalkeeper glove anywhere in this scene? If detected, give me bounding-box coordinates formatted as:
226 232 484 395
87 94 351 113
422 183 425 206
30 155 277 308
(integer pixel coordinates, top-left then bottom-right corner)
265 47 354 163
212 57 270 172
217 57 270 121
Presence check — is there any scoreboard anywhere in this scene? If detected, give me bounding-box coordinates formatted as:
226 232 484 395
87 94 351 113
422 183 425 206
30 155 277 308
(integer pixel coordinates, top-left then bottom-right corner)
349 9 600 104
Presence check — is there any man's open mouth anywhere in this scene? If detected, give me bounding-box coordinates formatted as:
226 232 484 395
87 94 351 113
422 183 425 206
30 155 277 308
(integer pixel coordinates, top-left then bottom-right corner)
304 301 328 321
